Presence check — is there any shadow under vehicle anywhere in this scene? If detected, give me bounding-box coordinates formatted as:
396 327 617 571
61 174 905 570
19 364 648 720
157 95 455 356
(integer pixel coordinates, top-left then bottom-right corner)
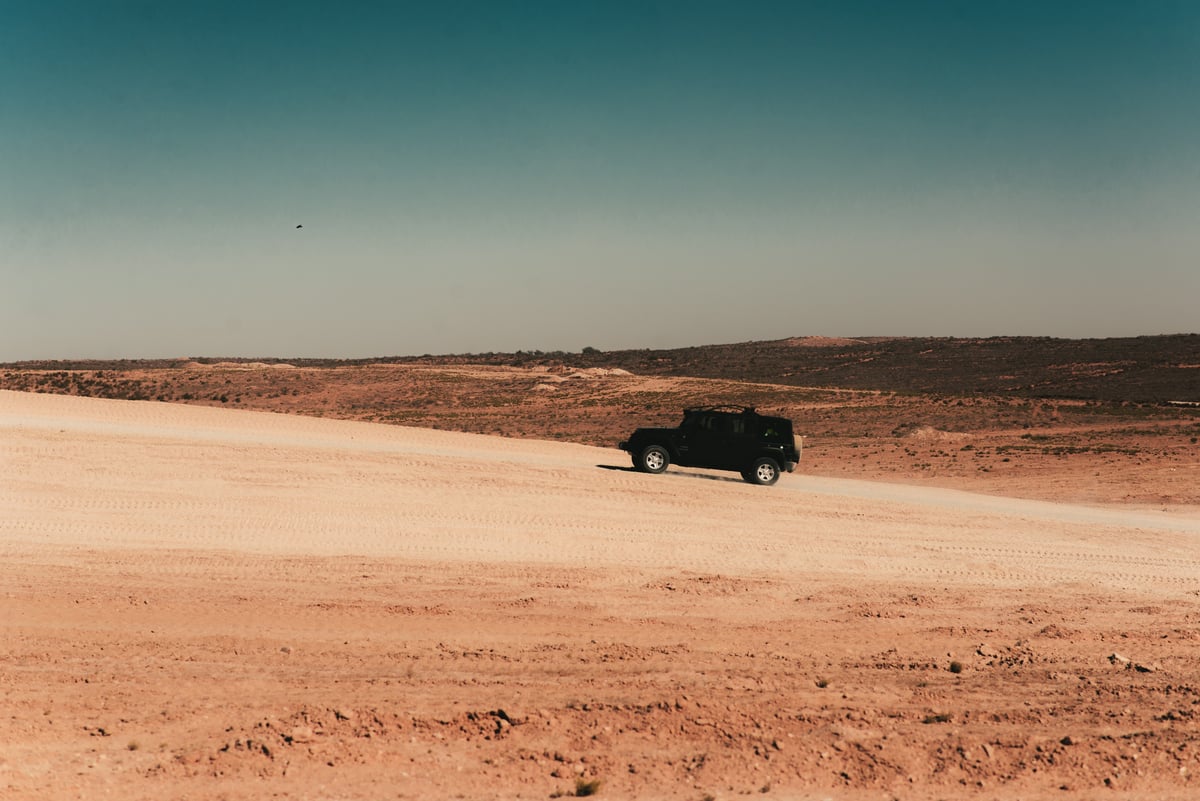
618 405 802 486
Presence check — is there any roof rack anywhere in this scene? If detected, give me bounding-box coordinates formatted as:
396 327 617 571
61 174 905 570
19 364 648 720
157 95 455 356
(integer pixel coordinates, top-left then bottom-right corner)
684 405 757 415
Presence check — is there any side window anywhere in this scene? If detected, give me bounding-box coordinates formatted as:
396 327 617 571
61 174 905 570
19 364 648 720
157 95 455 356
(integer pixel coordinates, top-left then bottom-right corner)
729 417 745 435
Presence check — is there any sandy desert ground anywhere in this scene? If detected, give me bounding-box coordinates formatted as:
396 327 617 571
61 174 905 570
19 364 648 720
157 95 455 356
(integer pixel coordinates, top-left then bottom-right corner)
3 389 1200 800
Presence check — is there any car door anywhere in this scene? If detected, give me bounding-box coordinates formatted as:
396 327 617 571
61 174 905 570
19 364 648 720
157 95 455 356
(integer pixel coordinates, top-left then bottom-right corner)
724 414 757 469
686 412 742 469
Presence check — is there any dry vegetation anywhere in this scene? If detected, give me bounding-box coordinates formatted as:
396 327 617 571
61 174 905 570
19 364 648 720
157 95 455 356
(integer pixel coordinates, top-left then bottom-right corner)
3 347 1200 800
3 335 1197 507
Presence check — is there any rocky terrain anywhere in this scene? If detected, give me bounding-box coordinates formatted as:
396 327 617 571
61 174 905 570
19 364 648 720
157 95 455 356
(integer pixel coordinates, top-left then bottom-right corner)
2 336 1198 800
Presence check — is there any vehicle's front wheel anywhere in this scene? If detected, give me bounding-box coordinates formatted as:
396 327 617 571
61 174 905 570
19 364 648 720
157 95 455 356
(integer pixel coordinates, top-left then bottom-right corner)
746 457 780 486
636 445 670 474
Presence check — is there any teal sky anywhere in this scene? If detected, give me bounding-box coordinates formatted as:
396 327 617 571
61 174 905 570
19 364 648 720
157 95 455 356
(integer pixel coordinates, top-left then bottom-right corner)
3 1 1198 360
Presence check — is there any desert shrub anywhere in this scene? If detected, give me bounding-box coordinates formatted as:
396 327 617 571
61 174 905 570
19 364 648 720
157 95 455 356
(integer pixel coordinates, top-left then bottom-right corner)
574 777 602 796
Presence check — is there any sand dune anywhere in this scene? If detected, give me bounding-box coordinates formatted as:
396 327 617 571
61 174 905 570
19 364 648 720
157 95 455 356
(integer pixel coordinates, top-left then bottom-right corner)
3 390 1199 799
4 390 1195 583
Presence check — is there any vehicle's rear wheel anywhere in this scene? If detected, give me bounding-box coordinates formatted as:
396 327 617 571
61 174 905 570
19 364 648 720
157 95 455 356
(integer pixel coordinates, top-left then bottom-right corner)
746 457 780 486
636 445 670 474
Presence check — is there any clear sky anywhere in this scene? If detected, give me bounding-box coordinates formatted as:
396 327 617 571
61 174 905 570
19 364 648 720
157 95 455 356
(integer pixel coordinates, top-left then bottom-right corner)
3 1 1198 360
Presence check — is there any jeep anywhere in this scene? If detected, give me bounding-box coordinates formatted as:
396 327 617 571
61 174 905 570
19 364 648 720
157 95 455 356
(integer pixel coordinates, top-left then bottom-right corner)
618 406 801 485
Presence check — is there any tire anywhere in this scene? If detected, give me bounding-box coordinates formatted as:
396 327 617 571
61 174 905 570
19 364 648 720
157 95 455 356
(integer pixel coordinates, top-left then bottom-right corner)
745 457 780 486
636 445 670 474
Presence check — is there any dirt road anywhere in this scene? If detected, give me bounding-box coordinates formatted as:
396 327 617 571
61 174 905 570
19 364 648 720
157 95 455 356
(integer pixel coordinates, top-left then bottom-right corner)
3 390 1198 799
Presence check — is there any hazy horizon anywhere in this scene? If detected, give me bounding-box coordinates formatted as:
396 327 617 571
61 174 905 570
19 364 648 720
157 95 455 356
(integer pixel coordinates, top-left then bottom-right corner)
4 1 1199 361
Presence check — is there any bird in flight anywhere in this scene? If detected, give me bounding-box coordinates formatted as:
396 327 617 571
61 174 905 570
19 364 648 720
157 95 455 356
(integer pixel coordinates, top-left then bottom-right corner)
296 224 303 229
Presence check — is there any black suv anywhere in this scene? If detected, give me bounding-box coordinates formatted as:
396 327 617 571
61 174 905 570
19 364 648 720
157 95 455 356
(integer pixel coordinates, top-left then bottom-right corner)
619 406 801 485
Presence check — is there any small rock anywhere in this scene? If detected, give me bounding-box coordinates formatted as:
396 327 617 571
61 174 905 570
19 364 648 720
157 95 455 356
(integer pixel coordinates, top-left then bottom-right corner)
1061 736 1075 746
976 644 1000 658
280 646 293 655
1108 653 1130 666
1133 662 1158 673
981 743 994 759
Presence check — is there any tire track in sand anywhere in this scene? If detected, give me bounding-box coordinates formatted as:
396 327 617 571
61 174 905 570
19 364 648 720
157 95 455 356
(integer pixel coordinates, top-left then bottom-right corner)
4 390 1199 592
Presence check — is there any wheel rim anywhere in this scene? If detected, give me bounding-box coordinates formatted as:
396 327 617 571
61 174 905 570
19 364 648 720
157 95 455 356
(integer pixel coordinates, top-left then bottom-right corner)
755 462 776 482
645 451 665 471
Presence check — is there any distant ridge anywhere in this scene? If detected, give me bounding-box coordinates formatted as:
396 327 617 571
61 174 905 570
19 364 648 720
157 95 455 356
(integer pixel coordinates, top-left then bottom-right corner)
573 335 1200 403
3 334 1197 403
